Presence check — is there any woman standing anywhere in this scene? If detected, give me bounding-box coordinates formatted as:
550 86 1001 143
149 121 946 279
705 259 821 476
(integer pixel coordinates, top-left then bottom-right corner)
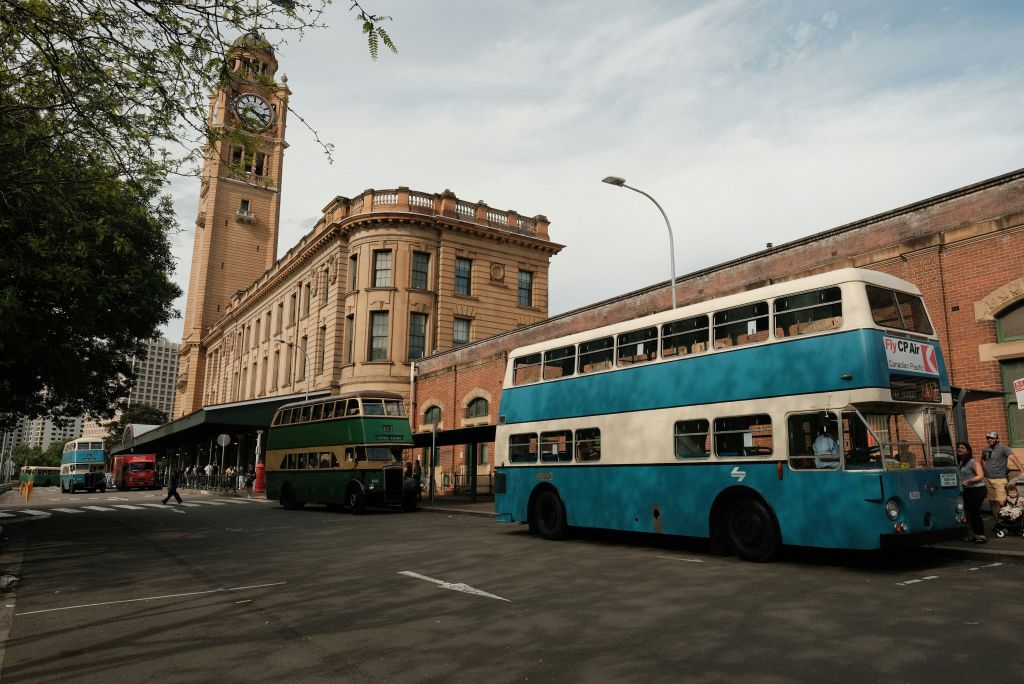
958 442 987 543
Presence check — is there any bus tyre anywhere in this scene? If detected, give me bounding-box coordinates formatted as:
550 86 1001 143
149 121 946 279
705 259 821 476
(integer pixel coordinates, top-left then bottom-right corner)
725 499 779 562
347 485 367 515
401 491 418 512
280 485 304 510
529 489 567 540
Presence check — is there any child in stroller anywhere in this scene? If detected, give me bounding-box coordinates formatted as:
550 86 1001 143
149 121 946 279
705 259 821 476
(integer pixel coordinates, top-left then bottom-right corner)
993 479 1024 538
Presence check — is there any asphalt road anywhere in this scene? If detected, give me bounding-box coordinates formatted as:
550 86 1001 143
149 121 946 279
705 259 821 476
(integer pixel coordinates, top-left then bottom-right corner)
0 487 1022 683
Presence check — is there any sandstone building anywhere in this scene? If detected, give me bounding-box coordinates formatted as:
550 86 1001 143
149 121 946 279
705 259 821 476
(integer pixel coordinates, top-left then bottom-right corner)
173 34 563 423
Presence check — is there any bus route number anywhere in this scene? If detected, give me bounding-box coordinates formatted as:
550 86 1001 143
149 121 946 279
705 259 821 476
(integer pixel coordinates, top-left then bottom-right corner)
535 472 554 482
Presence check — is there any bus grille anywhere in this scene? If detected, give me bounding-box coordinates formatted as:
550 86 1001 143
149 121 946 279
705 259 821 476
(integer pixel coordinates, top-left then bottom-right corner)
384 466 402 494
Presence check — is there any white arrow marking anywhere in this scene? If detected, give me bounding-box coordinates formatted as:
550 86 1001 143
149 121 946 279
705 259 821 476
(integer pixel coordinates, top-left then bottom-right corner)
399 571 511 602
730 466 746 482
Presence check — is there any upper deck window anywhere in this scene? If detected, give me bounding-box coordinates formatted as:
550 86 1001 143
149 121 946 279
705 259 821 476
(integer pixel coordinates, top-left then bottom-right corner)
774 287 842 337
363 399 386 415
543 346 575 380
578 337 613 374
866 285 933 334
513 353 542 385
617 327 658 366
662 314 709 358
713 302 769 349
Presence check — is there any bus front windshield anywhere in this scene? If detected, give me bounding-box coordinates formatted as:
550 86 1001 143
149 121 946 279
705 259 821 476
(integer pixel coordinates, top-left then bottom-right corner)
843 406 953 471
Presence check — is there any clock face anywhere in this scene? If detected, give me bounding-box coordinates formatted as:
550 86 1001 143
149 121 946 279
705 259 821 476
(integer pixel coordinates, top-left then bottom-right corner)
233 93 273 130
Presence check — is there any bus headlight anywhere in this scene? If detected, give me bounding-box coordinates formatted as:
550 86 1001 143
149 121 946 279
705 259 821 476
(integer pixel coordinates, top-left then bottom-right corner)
885 498 901 521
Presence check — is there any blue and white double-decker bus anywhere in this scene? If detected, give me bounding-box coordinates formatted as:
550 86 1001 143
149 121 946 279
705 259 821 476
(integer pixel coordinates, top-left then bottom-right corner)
494 269 962 561
61 438 107 494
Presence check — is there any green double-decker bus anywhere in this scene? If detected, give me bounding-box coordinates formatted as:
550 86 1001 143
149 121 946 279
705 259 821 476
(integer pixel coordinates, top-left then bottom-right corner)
265 391 417 513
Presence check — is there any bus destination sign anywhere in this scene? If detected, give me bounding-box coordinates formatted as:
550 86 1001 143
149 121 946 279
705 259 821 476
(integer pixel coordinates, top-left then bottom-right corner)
883 336 938 376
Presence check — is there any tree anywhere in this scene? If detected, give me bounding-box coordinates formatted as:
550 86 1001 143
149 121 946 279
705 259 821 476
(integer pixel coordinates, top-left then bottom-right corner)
102 404 169 452
0 0 396 430
0 0 396 179
9 442 62 468
0 94 181 429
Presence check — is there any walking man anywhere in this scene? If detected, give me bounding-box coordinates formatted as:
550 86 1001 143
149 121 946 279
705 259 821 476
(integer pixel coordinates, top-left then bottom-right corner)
162 468 183 505
982 432 1022 518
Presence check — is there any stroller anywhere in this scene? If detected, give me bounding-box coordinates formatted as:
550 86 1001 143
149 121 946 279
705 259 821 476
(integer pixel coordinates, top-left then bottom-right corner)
993 478 1024 538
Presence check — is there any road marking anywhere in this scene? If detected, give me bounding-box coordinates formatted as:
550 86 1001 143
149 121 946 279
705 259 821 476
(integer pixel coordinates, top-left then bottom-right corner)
17 510 49 517
656 555 706 563
967 562 1003 572
52 508 84 514
137 504 165 508
81 506 116 512
896 575 939 586
0 513 15 518
190 501 226 505
214 499 251 504
111 505 144 510
15 581 288 617
398 571 511 602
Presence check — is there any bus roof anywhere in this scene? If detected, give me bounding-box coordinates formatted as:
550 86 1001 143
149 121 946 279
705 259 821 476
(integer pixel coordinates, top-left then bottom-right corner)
273 390 405 412
507 267 921 359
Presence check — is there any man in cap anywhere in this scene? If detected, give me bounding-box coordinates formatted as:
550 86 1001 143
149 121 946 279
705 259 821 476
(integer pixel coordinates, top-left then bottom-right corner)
981 432 1022 518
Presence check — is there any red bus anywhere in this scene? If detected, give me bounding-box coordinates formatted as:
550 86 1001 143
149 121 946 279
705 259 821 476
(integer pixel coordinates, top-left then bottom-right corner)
112 454 158 490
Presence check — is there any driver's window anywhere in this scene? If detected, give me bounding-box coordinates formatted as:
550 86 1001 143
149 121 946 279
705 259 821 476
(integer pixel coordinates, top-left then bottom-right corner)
788 412 841 470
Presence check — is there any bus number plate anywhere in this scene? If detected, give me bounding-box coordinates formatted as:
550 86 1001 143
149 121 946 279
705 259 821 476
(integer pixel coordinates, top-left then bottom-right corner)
535 472 554 482
940 473 958 488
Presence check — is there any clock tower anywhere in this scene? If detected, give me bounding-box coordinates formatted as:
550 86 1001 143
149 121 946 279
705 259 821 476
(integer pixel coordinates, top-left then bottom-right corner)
174 32 290 418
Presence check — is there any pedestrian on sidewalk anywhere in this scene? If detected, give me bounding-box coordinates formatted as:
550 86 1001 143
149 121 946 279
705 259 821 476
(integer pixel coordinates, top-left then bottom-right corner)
958 442 987 544
982 432 1022 518
162 468 183 505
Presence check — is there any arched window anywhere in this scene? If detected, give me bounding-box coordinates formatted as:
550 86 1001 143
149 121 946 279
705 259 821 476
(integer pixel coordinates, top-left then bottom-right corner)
424 406 441 426
466 398 489 419
997 300 1024 343
996 301 1024 446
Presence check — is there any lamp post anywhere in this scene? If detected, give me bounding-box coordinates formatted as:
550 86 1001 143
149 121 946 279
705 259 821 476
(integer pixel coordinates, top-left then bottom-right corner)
274 338 311 401
601 176 677 310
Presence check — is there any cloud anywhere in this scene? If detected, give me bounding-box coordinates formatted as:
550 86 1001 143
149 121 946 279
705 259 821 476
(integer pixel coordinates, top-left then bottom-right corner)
162 0 1024 340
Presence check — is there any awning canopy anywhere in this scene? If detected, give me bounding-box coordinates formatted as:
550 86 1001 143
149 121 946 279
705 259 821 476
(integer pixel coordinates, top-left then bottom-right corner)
412 424 496 449
111 391 330 455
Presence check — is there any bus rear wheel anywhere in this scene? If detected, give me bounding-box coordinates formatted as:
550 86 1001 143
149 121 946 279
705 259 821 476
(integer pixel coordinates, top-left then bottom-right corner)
724 498 779 562
529 489 567 540
280 485 304 510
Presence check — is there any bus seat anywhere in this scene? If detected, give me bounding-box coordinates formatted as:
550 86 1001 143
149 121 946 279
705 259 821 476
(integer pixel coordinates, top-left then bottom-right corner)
690 341 706 353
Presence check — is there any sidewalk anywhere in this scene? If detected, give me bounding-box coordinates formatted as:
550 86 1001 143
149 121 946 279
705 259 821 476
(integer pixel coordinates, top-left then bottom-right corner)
418 495 495 518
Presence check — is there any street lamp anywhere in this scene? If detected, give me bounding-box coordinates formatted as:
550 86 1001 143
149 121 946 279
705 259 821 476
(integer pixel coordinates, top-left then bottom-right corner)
601 176 677 310
273 338 311 401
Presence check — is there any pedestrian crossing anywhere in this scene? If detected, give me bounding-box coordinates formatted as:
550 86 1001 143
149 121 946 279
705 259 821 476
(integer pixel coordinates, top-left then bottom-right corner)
0 498 271 522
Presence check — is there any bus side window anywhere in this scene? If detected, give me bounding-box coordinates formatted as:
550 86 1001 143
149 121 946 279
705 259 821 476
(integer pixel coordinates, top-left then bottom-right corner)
674 419 710 458
714 302 769 349
513 354 542 385
540 430 572 462
774 287 842 338
346 401 360 416
320 452 331 468
287 453 296 469
331 454 339 468
279 456 288 469
345 447 356 462
575 428 601 461
578 337 613 374
715 415 772 457
508 434 538 463
311 404 323 421
299 406 312 422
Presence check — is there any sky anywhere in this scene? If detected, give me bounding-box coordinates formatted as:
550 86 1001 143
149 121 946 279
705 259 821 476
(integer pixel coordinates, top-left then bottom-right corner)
162 0 1024 341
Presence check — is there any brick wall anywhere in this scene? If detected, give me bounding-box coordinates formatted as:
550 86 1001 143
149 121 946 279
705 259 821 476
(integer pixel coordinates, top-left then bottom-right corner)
415 168 1024 456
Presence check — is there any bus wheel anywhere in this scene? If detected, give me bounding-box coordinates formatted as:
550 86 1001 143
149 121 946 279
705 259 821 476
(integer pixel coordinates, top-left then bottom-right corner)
280 485 304 510
725 499 779 562
347 485 367 515
529 489 567 540
401 491 418 512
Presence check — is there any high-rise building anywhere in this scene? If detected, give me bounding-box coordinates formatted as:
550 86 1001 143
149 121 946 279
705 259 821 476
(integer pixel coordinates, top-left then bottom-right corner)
10 415 84 451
